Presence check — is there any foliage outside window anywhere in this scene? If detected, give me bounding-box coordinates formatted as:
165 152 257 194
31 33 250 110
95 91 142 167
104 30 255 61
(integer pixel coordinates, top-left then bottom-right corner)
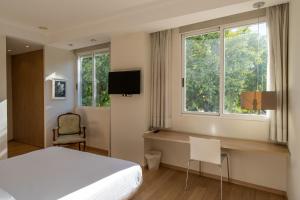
184 31 220 113
183 21 268 116
79 50 110 107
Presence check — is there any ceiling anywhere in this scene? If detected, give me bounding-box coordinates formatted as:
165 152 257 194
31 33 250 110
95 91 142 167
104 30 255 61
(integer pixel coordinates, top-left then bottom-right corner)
0 0 166 31
6 37 43 56
0 0 289 50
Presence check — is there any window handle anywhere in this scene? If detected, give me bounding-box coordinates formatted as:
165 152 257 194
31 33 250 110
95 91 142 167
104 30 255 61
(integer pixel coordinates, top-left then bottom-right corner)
182 78 185 87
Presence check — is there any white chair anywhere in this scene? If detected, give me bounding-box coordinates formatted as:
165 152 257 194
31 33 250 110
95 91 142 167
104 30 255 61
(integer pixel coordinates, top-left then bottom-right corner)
185 137 230 200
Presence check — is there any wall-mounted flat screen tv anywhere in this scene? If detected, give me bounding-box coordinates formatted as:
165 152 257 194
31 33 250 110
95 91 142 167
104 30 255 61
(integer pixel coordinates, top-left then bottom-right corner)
108 70 140 94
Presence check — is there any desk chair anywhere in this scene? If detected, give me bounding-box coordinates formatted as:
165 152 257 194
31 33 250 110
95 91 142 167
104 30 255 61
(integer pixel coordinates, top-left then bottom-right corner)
185 137 230 200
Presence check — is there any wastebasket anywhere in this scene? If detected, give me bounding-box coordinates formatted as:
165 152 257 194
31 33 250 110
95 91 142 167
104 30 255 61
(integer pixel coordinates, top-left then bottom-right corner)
145 150 162 170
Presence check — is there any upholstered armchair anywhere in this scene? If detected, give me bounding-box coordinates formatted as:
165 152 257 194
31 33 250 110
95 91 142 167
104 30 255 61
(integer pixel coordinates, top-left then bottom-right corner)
52 113 86 151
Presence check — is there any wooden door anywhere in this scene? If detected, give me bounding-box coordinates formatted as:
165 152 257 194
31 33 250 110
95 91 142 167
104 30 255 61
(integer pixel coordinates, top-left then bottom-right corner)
12 50 44 147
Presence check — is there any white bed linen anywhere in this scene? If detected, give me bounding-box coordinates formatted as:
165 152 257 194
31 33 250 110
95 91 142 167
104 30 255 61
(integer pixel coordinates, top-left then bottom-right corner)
0 147 142 200
0 188 15 200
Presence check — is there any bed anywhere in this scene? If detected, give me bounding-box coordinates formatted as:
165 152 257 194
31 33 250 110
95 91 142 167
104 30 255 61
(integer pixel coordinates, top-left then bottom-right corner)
0 147 142 200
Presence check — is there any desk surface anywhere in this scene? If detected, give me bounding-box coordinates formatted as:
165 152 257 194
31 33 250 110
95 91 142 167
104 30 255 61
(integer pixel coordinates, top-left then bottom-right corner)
144 131 289 155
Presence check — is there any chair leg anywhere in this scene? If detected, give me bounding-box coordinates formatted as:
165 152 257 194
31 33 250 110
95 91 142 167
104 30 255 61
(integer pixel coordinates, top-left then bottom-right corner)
220 165 223 200
185 160 191 191
78 143 81 151
199 161 202 176
226 155 230 182
83 142 86 151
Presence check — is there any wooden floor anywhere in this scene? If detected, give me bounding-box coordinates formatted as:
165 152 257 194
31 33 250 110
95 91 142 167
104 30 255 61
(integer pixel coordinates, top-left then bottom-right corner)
8 141 41 158
132 167 287 200
7 141 286 200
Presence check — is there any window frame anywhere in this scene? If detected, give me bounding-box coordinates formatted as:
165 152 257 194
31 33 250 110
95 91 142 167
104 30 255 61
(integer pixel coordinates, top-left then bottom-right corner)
181 18 269 121
77 48 110 108
181 26 221 116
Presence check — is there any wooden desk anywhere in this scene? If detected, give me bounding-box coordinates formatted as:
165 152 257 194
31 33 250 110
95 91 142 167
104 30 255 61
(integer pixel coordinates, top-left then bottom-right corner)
144 131 289 155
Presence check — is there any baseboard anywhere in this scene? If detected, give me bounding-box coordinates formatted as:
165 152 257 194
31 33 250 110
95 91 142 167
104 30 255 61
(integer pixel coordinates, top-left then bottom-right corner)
160 162 287 197
68 144 109 155
86 145 108 153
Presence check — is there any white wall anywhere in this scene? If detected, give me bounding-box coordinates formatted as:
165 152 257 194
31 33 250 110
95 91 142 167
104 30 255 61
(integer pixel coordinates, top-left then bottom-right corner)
0 37 6 106
148 28 287 191
75 107 110 150
44 46 76 147
6 55 13 141
287 1 300 199
0 35 7 159
110 32 151 165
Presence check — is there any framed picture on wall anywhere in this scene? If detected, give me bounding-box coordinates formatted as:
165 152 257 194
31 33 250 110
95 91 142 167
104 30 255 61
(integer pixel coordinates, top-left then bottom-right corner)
52 79 66 99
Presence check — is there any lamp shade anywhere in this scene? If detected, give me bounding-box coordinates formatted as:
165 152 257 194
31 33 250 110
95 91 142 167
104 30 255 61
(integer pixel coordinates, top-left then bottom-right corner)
240 91 277 110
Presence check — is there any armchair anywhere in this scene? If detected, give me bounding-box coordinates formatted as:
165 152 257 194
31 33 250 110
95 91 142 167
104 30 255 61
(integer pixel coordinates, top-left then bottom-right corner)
52 113 86 151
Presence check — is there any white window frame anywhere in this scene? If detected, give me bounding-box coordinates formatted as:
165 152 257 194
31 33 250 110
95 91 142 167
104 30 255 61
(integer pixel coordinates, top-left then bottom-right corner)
181 26 221 116
77 48 110 107
181 18 269 121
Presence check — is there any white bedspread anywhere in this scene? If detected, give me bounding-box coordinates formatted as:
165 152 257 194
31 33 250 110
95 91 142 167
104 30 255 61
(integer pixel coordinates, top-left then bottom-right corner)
0 147 142 200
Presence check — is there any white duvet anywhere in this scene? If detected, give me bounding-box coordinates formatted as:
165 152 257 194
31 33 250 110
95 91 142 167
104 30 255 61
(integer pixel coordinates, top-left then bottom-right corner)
0 147 142 200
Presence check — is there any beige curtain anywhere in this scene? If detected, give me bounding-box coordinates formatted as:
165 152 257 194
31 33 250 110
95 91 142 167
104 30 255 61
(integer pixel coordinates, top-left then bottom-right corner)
150 30 172 129
267 3 289 143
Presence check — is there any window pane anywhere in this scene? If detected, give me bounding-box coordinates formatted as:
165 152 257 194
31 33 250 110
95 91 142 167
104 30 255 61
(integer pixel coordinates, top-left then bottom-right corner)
80 55 93 106
184 31 220 113
224 22 268 115
95 52 110 107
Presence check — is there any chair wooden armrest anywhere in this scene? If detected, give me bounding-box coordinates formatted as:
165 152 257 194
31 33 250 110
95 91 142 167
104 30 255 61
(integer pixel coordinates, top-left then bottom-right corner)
53 127 58 141
81 126 86 138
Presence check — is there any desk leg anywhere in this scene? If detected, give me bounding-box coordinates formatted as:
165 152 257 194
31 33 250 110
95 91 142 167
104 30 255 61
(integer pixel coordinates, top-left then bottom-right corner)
220 165 223 200
185 160 191 191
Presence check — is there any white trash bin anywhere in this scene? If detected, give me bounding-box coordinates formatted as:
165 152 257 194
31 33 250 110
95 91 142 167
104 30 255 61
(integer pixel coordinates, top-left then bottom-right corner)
145 150 162 170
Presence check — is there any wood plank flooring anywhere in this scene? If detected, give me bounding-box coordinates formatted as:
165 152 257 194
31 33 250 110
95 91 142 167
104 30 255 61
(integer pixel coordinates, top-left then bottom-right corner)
132 167 287 200
7 141 287 200
8 141 41 158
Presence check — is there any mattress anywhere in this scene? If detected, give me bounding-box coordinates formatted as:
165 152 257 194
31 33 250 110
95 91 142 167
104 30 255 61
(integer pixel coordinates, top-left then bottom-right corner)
0 147 142 200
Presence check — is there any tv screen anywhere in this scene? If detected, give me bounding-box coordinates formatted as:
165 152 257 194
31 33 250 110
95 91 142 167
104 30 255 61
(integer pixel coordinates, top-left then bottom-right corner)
108 70 140 94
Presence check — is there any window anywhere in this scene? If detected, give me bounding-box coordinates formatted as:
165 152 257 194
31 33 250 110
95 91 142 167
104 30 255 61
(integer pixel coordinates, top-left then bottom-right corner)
80 55 93 106
78 50 110 107
183 20 268 117
224 23 268 115
184 30 220 113
95 52 110 107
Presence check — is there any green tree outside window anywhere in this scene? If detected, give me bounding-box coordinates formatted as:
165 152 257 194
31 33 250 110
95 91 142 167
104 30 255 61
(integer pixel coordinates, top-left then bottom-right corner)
184 22 268 115
80 51 110 107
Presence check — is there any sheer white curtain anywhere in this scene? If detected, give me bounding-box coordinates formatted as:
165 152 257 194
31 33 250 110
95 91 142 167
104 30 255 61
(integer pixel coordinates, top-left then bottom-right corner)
267 3 289 143
150 30 172 129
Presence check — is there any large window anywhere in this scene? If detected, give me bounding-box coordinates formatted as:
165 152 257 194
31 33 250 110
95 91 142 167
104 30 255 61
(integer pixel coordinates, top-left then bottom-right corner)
183 20 268 117
184 30 220 113
78 50 110 107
